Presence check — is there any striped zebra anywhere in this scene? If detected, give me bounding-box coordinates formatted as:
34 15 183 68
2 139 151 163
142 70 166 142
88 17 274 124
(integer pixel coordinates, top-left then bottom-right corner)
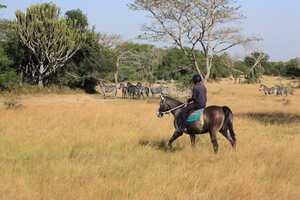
99 81 117 97
150 86 169 96
259 84 273 95
119 83 128 99
127 82 140 99
275 86 293 96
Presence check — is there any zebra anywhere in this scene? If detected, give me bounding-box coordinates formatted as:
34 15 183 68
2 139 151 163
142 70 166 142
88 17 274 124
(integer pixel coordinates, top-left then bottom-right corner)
99 81 117 97
142 86 150 97
275 86 293 96
150 86 169 96
259 84 293 96
119 83 128 99
259 84 273 95
136 82 150 98
127 82 140 99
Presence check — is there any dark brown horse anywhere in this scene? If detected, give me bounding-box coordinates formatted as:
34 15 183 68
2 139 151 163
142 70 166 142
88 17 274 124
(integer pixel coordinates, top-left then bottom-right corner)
157 95 236 153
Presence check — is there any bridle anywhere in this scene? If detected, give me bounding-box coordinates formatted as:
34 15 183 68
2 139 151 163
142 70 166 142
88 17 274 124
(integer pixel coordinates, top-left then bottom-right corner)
157 94 188 116
159 103 186 115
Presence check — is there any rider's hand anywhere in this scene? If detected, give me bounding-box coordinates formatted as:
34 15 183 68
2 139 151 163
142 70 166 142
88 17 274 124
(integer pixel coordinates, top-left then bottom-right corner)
187 98 194 104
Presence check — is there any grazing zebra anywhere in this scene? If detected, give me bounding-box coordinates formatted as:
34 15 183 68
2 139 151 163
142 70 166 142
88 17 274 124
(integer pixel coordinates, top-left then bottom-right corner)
142 86 150 97
259 84 281 95
99 81 117 97
259 84 273 95
136 82 150 98
127 82 140 99
259 84 293 96
151 86 169 96
119 83 128 98
275 86 293 96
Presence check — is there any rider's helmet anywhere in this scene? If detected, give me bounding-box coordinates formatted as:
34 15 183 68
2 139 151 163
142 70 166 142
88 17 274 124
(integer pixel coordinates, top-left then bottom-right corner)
192 74 202 84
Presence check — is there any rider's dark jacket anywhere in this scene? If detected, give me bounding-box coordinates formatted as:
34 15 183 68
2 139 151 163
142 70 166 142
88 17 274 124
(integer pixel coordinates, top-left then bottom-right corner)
188 82 207 109
178 82 207 129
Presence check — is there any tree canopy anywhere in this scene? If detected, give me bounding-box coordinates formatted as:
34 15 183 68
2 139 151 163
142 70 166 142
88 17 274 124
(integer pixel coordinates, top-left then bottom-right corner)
0 2 298 92
15 3 84 87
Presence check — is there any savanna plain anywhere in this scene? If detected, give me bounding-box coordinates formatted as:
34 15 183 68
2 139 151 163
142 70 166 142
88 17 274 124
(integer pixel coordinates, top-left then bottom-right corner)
0 77 299 200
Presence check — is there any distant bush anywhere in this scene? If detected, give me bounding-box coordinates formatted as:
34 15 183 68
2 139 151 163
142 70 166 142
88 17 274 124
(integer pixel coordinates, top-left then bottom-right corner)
0 47 18 90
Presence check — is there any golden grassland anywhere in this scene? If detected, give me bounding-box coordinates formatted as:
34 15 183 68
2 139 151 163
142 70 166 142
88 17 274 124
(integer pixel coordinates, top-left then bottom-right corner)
0 77 299 200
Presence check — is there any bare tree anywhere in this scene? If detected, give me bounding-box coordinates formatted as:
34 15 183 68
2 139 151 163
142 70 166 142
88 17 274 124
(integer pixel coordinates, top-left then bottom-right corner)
136 47 162 84
98 33 140 85
130 0 260 81
244 51 267 83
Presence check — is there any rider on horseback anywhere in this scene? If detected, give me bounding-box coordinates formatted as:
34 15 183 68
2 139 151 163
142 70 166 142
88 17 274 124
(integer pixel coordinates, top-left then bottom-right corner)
178 74 207 132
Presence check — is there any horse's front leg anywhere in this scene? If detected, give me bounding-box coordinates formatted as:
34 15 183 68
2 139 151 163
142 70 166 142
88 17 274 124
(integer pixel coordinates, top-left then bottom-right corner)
189 134 196 147
168 131 183 148
209 131 219 154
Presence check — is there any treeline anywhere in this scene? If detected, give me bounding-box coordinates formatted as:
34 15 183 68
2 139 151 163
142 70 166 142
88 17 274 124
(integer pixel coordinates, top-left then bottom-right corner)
0 3 299 91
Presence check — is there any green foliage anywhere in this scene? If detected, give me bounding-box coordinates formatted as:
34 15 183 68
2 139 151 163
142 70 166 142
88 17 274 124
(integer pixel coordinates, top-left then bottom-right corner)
156 48 194 80
62 30 115 87
242 52 268 83
0 47 18 90
210 54 232 79
116 43 161 82
65 9 88 31
15 3 84 87
1 2 300 92
285 58 300 77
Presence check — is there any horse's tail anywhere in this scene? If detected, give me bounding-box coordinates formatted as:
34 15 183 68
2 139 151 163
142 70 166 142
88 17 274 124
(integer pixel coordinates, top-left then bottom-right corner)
222 106 236 146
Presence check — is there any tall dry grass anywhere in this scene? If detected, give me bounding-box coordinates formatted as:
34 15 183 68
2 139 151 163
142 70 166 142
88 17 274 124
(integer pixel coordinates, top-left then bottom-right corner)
0 78 299 200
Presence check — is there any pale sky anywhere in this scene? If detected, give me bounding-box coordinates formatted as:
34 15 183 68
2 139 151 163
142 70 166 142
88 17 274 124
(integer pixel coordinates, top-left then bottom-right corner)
1 0 300 61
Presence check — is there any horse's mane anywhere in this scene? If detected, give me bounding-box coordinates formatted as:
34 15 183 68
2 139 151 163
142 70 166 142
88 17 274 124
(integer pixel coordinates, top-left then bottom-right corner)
164 96 183 105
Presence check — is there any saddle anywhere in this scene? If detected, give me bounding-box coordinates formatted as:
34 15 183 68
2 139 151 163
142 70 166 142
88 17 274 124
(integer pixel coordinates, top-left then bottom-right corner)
186 109 204 124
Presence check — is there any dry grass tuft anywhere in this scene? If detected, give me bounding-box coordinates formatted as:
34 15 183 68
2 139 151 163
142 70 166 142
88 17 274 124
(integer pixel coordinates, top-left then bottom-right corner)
3 96 22 109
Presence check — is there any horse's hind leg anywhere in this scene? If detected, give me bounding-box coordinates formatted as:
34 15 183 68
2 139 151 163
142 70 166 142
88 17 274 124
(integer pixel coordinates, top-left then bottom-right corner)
209 131 219 154
168 131 183 148
189 134 196 147
220 129 235 148
228 123 236 148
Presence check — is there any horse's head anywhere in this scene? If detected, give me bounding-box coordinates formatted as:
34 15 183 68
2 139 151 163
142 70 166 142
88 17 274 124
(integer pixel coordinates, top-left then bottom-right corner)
157 94 172 118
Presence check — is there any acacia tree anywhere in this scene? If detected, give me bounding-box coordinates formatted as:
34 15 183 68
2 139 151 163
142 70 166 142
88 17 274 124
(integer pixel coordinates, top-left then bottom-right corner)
130 0 259 81
15 3 84 88
136 47 162 83
98 33 141 85
244 52 267 83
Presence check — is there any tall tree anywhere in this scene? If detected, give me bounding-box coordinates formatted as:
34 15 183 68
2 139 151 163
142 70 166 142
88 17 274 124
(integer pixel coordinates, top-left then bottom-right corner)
98 33 140 85
65 9 88 31
15 3 84 88
130 0 259 81
244 52 268 83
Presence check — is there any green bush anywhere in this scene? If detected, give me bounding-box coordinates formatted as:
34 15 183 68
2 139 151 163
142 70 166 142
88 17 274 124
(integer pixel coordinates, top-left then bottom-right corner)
0 47 18 90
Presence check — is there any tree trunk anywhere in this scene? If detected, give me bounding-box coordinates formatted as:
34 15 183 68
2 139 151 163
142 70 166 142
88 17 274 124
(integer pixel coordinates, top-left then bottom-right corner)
205 55 212 81
114 71 119 86
204 32 212 82
38 64 44 88
19 70 23 86
191 52 204 81
115 59 119 87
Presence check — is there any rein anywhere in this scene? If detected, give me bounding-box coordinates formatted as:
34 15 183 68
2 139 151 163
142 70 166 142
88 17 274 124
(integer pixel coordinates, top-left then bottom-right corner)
160 102 190 114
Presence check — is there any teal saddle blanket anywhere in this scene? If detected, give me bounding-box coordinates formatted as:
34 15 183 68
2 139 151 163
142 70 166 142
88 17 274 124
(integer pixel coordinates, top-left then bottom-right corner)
186 109 204 123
